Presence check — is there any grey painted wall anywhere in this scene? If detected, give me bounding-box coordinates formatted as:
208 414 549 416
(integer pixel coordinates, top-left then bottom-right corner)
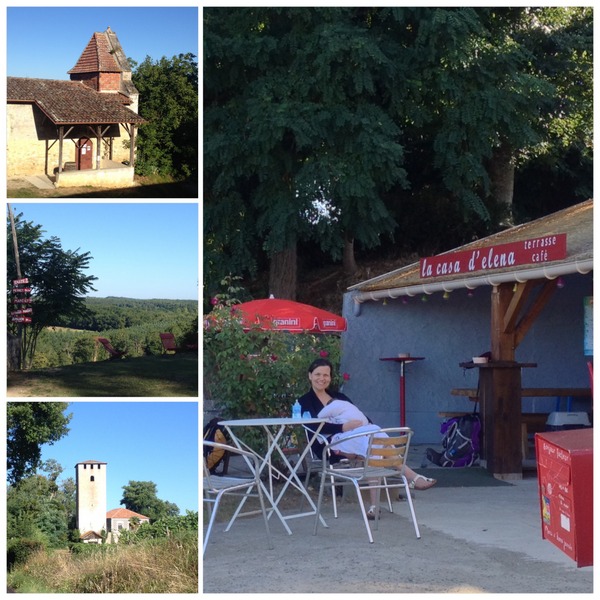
340 272 592 444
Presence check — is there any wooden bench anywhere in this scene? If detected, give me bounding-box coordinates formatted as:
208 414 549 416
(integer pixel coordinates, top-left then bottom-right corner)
451 387 592 401
438 411 549 461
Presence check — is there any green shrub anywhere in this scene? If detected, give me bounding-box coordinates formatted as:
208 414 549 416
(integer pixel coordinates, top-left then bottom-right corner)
7 538 46 570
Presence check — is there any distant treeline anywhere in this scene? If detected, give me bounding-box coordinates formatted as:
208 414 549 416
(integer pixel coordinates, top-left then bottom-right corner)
56 297 198 331
32 297 198 369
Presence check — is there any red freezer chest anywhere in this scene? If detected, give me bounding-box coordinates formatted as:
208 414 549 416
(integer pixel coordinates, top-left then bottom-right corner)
535 428 593 567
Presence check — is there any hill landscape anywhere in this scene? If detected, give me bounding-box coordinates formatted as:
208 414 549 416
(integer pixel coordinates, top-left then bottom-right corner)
8 296 198 397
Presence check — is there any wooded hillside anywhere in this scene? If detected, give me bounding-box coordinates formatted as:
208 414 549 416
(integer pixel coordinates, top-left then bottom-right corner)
31 297 198 369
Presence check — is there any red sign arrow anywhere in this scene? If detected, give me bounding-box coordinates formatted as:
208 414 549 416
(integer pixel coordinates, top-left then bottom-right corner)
14 298 33 304
12 287 32 293
12 277 29 285
12 316 32 324
12 308 33 316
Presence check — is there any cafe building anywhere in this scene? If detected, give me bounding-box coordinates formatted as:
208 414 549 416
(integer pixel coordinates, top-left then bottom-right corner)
341 199 593 479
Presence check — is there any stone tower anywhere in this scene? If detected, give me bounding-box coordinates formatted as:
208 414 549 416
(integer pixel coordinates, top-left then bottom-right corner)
75 460 107 537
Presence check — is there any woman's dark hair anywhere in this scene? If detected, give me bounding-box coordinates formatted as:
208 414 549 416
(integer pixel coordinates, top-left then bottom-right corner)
308 358 333 374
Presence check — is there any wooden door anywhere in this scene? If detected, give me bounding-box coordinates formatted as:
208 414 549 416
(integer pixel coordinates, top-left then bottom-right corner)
76 138 93 170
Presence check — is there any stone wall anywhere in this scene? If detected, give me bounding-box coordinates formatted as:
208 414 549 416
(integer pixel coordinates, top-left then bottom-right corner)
7 104 134 178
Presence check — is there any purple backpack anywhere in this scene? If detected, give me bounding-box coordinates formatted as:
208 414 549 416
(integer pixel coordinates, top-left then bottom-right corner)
426 413 481 468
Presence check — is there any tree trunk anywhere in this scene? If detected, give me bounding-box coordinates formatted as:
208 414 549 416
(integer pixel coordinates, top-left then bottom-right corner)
7 334 21 372
489 141 515 222
269 245 297 300
343 233 358 275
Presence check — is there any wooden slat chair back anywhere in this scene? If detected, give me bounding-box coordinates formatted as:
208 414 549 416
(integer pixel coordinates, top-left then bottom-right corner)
314 427 420 543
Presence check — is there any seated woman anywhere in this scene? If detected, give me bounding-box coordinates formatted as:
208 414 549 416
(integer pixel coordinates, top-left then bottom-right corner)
298 358 436 509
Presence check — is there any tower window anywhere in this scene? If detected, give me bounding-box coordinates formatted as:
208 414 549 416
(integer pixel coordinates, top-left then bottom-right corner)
90 476 95 482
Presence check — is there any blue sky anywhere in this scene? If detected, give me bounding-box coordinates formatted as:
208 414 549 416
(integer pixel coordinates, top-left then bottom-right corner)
10 202 199 300
7 6 198 80
38 401 199 514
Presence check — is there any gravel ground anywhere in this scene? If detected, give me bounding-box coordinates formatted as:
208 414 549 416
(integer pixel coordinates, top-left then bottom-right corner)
203 452 593 594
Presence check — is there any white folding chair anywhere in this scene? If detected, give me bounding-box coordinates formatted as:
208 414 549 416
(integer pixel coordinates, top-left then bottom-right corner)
203 441 274 555
313 427 421 543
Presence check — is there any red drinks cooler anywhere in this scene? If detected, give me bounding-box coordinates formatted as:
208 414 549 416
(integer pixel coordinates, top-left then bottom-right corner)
535 428 593 567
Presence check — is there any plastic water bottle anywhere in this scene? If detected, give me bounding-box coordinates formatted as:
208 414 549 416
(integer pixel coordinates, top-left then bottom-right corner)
292 400 301 419
302 411 311 420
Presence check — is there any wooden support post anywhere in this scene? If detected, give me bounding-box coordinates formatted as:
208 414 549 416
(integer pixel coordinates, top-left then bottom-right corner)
479 364 523 479
58 126 64 175
129 125 136 167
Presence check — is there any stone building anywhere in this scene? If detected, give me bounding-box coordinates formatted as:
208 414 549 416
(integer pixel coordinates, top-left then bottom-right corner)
7 27 145 188
75 460 107 543
75 459 151 543
107 507 151 540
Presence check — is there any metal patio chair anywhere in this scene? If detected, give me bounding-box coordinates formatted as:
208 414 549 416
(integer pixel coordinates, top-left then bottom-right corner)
313 427 421 543
203 441 273 555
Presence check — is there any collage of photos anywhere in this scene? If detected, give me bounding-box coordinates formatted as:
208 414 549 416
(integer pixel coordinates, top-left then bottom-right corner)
6 6 199 594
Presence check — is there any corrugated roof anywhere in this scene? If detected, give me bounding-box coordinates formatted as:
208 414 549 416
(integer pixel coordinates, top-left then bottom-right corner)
8 77 146 125
350 199 593 302
106 508 150 520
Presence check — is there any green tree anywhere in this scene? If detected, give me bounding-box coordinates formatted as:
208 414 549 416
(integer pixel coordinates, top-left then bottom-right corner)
7 212 97 369
204 7 592 300
7 402 72 484
7 469 72 549
120 481 180 522
133 53 198 179
204 8 408 296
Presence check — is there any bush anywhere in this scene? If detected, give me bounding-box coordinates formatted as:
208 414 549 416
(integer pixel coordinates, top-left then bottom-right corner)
203 295 343 419
7 538 46 570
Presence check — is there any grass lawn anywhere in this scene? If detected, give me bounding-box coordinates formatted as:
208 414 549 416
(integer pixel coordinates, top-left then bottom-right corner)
7 353 198 397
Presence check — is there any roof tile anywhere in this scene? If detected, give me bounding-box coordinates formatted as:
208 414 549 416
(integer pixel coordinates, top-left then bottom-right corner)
8 77 146 125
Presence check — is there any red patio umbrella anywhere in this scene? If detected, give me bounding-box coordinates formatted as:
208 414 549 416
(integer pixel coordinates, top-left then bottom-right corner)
232 298 347 333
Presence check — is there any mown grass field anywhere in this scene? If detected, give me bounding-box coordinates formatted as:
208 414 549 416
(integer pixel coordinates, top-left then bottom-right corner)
7 353 198 397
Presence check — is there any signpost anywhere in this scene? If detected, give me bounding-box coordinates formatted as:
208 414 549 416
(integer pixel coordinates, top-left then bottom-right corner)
11 277 32 324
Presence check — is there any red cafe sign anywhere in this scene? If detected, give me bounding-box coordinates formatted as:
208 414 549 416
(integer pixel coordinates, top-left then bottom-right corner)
12 287 31 293
420 234 567 279
14 297 33 304
12 308 33 315
13 277 29 286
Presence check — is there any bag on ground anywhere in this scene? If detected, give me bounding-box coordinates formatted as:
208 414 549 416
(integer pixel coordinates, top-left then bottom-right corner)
426 413 481 468
203 417 229 473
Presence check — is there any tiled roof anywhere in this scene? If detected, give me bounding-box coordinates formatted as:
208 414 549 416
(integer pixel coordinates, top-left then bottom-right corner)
80 530 103 539
106 508 150 520
8 77 146 125
68 32 122 74
77 459 108 465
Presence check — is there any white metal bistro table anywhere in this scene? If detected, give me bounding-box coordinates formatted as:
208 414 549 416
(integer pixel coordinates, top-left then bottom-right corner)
219 417 328 535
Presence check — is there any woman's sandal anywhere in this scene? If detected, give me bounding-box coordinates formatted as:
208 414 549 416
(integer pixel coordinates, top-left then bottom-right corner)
409 474 437 490
367 505 381 521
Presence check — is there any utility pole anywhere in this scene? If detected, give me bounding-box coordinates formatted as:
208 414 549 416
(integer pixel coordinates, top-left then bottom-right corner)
7 203 23 370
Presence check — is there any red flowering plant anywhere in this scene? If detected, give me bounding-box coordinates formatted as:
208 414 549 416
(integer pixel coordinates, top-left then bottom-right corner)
203 278 342 425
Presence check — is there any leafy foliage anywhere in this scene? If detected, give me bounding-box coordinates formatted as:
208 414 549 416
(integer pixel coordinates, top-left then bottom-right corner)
133 53 198 180
203 279 343 423
204 7 593 301
7 212 98 369
120 481 180 522
7 402 72 484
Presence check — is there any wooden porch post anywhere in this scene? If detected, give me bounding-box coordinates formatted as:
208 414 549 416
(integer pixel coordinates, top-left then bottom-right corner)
480 283 523 479
95 126 102 170
129 125 136 167
58 126 64 175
